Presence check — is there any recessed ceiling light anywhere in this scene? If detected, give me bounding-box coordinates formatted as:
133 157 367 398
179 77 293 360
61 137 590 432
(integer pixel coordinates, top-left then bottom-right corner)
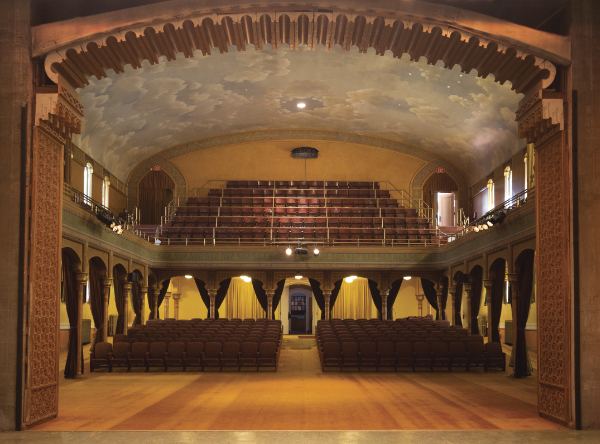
297 102 306 108
404 276 412 280
185 275 193 279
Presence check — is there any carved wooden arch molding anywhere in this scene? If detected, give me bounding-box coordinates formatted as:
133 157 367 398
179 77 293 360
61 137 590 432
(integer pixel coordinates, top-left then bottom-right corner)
410 160 469 211
33 1 568 93
127 156 187 211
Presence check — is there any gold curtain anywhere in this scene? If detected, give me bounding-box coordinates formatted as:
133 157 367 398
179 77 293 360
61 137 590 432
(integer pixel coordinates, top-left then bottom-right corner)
331 279 377 319
220 278 266 319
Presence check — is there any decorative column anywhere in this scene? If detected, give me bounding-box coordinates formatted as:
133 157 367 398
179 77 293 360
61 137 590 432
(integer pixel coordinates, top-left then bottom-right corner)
122 282 132 335
163 292 171 319
266 290 274 320
101 278 112 342
323 290 331 321
140 286 148 326
416 294 424 317
172 294 180 320
464 282 473 334
381 290 389 320
75 272 88 376
507 272 519 375
208 290 217 319
449 286 457 326
152 287 160 320
436 285 444 321
483 279 494 342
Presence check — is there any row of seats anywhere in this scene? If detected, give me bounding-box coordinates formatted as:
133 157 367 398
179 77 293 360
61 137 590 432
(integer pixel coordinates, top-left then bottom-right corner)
205 189 390 199
166 216 429 228
186 196 397 207
91 340 278 372
224 181 380 189
173 208 420 218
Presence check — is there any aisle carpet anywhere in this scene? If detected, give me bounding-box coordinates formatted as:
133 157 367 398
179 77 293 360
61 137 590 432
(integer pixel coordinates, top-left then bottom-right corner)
32 336 562 431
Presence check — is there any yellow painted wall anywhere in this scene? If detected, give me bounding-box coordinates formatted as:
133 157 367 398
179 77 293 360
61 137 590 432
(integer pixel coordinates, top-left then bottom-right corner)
70 160 84 193
169 140 427 194
109 188 127 215
392 279 419 318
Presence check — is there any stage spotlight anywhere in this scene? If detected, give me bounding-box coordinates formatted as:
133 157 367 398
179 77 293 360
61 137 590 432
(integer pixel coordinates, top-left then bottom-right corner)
474 226 480 232
313 248 319 256
286 247 292 256
482 224 488 230
487 220 493 227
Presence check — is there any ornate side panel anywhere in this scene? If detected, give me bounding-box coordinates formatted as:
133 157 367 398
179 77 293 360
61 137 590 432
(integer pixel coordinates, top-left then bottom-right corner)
25 127 64 426
536 131 571 426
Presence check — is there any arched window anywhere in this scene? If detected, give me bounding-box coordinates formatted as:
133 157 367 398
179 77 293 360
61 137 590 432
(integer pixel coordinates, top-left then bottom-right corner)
102 176 110 208
504 166 512 202
487 179 494 212
83 162 93 199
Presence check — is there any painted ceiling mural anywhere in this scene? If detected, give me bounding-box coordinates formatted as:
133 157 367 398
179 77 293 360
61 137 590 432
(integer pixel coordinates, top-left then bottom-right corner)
74 44 523 184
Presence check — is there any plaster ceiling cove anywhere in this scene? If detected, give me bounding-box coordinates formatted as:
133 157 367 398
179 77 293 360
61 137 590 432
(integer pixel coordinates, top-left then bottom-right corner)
73 45 523 184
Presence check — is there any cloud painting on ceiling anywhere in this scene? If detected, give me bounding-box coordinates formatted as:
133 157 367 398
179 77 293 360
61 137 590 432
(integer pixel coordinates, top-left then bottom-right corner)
75 44 523 183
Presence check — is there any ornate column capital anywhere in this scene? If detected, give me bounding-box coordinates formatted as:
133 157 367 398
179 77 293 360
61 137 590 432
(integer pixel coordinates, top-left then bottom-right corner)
141 286 149 294
122 282 132 291
463 282 473 293
483 279 494 289
76 272 88 284
172 293 180 300
507 273 519 284
207 289 218 298
449 286 457 296
102 278 113 287
416 294 424 302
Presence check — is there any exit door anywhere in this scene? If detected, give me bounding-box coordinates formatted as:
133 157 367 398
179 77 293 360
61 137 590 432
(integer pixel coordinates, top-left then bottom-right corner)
290 294 306 333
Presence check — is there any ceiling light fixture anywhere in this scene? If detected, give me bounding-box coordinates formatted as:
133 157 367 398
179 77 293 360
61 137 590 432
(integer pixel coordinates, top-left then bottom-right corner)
313 248 319 256
240 276 252 283
184 275 193 279
403 276 412 280
295 274 303 280
286 247 292 256
344 275 358 284
297 102 306 109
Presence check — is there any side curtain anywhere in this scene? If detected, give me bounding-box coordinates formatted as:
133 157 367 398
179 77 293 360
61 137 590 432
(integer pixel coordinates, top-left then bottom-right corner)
421 278 439 318
88 259 105 349
454 281 463 326
215 279 231 319
367 280 382 319
131 276 141 327
491 261 506 343
156 279 171 319
63 250 79 379
328 280 344 319
113 267 126 334
387 279 403 320
309 278 325 320
331 279 376 319
272 280 285 318
470 268 484 335
224 279 264 319
441 283 449 320
515 251 535 377
252 280 268 315
194 278 211 318
147 287 155 320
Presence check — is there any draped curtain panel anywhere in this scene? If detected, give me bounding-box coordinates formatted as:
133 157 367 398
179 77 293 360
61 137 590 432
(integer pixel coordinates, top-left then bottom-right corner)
223 278 265 319
331 279 377 320
272 280 285 319
62 250 79 379
139 171 175 225
194 278 211 317
470 268 484 335
441 283 449 320
421 278 439 319
156 279 171 319
455 281 463 326
252 280 268 313
387 279 403 320
113 266 127 334
130 273 142 327
491 261 506 343
147 288 155 320
515 251 535 377
214 279 231 319
328 280 344 319
88 258 105 349
309 278 325 320
368 280 382 319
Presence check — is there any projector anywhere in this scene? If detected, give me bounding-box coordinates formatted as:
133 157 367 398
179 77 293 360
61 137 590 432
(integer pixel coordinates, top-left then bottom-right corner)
294 247 308 255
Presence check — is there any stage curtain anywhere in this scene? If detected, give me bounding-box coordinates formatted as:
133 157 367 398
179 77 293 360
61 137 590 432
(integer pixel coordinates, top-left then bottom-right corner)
441 283 449 320
470 268 483 335
387 279 403 320
147 287 156 320
328 280 343 319
272 280 284 319
455 281 463 326
63 250 80 379
215 279 231 319
491 261 506 343
113 266 126 334
252 280 268 314
130 273 142 327
331 279 377 320
223 278 265 319
368 280 382 319
139 170 175 225
514 251 535 377
309 279 326 320
156 279 171 319
421 278 439 319
194 278 211 318
88 258 105 349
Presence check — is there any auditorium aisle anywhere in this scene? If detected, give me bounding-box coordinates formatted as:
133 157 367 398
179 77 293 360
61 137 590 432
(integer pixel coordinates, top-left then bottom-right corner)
32 336 561 431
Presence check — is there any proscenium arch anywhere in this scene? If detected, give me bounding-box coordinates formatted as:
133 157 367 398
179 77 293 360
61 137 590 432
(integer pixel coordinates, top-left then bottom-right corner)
35 2 566 93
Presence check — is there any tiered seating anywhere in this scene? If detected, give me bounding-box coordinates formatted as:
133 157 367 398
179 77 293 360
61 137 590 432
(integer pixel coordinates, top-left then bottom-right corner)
90 318 282 372
160 181 437 246
316 318 505 372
